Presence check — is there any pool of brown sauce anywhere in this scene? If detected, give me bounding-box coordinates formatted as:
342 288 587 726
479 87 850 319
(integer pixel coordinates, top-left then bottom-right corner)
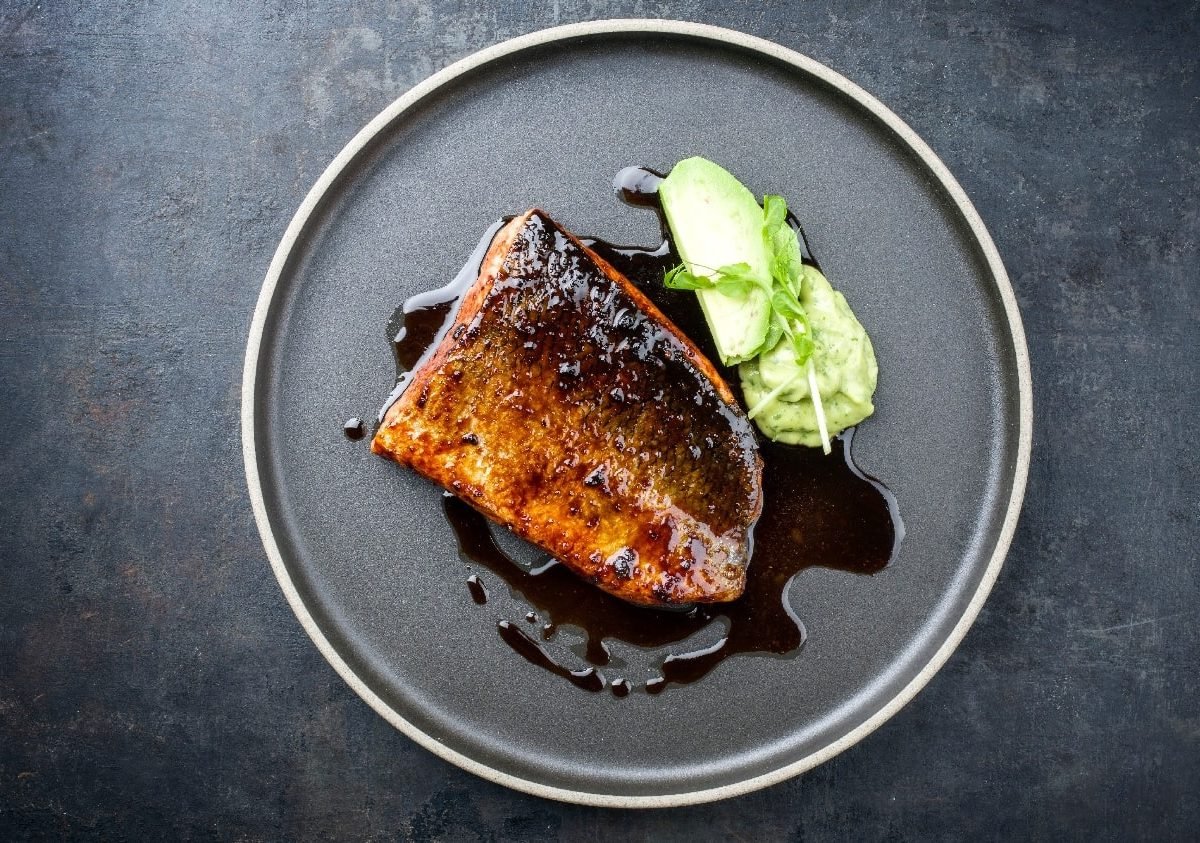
372 166 903 695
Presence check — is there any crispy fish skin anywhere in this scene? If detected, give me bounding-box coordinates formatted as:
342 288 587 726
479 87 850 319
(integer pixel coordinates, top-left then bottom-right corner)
372 210 763 605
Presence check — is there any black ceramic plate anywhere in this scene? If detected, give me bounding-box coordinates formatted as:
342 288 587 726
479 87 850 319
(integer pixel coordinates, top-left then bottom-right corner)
243 21 1031 806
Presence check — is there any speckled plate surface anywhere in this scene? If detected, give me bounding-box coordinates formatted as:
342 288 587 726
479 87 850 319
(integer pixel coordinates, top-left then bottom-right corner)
242 20 1031 806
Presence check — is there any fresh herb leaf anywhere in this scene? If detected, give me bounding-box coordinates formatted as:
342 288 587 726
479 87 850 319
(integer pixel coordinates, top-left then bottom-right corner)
662 263 702 289
790 328 815 364
763 195 829 444
706 262 760 290
663 261 762 297
753 195 817 366
770 286 805 322
762 320 783 355
763 194 787 233
763 195 803 286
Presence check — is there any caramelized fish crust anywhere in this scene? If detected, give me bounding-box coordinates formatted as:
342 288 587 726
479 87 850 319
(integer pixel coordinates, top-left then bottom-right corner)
372 210 763 605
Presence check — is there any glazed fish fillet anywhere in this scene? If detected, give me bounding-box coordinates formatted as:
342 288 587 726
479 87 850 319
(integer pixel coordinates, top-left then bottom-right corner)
372 210 763 605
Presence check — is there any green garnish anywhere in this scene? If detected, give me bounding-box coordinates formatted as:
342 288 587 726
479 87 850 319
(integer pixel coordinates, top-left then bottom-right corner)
657 157 878 454
664 193 832 452
663 262 759 296
663 195 816 366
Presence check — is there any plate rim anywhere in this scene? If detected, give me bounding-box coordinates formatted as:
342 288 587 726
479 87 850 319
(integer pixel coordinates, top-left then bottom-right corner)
241 18 1033 808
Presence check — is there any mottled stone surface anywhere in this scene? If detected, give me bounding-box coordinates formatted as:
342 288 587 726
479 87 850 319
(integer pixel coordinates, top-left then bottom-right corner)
1 2 1196 839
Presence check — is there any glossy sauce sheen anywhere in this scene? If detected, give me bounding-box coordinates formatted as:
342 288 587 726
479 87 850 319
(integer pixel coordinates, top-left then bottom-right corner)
383 167 903 695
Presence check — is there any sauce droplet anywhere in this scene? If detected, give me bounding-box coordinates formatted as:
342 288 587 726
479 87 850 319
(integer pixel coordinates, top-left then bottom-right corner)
497 621 606 692
466 574 487 605
613 164 665 209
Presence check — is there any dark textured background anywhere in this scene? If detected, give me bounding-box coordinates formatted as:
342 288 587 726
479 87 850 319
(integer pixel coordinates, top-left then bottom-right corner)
1 1 1196 839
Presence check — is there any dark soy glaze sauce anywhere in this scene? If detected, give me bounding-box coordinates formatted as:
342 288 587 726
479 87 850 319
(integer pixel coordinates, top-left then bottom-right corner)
466 574 488 605
387 167 903 695
497 621 606 692
343 418 365 440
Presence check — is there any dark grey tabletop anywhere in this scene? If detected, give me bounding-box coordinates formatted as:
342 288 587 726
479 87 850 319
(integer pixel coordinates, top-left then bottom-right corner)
1 2 1196 840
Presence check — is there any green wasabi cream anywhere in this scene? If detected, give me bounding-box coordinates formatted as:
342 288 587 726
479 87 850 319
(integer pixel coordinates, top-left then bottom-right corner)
739 264 878 447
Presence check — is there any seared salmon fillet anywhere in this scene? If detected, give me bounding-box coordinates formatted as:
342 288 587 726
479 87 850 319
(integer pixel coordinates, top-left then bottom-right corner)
372 210 763 605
